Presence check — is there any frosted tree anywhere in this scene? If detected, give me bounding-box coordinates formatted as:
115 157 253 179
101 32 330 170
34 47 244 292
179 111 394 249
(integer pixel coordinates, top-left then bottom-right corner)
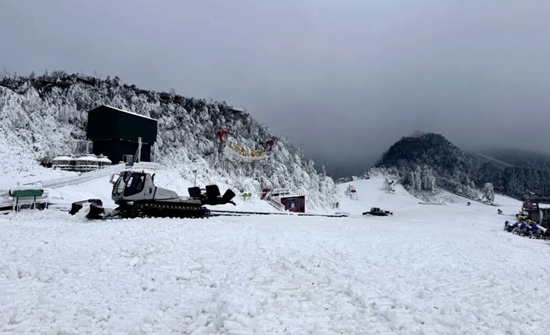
408 171 416 191
427 175 436 192
419 166 436 192
414 165 422 191
482 182 495 203
420 165 429 189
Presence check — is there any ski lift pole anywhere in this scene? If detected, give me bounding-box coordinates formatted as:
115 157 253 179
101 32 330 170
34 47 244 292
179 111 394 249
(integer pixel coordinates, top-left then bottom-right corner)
137 137 142 163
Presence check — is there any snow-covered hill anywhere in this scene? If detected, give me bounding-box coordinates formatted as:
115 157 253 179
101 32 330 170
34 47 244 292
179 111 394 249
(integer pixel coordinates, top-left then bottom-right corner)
375 132 550 200
0 71 336 211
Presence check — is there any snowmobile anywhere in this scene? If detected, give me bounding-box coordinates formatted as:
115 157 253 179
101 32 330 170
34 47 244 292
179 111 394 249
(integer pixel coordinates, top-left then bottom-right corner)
363 207 393 216
503 220 517 232
512 221 531 237
69 170 236 220
505 220 550 240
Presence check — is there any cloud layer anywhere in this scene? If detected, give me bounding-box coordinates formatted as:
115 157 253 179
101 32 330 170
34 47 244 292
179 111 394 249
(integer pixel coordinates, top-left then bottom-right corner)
1 0 548 176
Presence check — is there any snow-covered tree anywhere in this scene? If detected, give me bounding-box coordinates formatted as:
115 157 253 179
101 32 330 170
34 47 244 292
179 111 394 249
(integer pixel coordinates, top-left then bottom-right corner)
427 175 436 192
482 182 495 203
421 165 435 191
414 166 422 191
407 171 416 190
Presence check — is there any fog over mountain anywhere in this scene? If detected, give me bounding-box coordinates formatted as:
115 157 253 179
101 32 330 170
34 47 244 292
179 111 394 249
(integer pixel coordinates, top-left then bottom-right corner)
1 0 548 177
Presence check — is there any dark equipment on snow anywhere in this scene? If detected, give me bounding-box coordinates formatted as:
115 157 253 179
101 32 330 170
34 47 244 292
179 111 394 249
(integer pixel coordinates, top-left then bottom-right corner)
69 170 236 220
363 207 393 216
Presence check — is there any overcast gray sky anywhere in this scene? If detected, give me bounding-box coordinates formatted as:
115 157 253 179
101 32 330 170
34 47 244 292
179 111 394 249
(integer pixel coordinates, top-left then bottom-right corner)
1 0 549 176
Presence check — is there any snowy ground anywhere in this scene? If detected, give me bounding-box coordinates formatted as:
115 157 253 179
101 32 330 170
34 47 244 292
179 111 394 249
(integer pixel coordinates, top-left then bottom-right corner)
2 176 550 334
0 137 79 192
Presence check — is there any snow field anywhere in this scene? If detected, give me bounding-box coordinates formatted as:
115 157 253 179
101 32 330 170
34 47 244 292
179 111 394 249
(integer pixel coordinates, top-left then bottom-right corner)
1 173 549 334
2 198 550 335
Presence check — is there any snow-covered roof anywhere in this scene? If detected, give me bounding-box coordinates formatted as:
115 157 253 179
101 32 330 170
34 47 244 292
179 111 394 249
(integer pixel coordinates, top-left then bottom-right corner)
101 105 157 122
52 156 75 161
75 155 99 161
98 157 112 163
9 185 44 191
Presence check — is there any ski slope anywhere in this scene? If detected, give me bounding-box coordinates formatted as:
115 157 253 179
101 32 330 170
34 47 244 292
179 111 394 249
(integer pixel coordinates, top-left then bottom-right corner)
336 177 422 216
2 172 550 334
337 176 522 217
2 197 550 334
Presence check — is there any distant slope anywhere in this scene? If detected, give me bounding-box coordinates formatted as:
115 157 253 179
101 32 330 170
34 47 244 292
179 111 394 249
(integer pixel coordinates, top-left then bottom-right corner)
334 174 518 219
479 148 550 168
468 151 514 168
336 176 421 216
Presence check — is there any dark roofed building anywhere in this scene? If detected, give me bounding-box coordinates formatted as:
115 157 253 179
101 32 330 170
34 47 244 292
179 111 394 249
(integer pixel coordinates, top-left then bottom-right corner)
86 105 158 163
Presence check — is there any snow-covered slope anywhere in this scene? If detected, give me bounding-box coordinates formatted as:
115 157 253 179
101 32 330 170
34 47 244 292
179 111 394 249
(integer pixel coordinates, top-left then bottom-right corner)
336 175 522 219
1 187 547 334
336 176 420 215
0 136 78 191
3 163 546 335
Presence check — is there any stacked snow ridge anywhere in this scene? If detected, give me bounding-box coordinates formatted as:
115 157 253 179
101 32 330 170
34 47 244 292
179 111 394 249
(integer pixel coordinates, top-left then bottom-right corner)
0 70 336 210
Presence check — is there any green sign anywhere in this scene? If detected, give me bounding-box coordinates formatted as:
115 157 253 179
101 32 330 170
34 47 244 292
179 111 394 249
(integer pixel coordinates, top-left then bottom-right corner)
9 189 44 198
